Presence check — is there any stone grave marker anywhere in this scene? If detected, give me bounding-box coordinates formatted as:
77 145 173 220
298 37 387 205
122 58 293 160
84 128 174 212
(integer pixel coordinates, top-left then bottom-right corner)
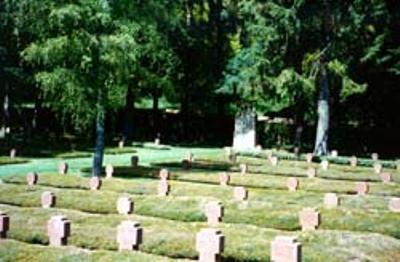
299 208 320 231
371 153 379 161
271 236 301 262
239 163 247 175
373 162 382 174
58 162 68 175
234 186 248 201
41 191 56 208
47 215 70 246
159 168 170 180
307 167 316 178
320 160 329 171
117 221 143 251
287 178 299 192
305 153 313 164
324 193 339 208
118 140 124 149
270 156 279 166
205 201 224 225
355 182 368 195
196 228 224 262
105 164 114 179
389 198 400 212
331 150 338 157
350 156 358 167
158 180 170 196
380 172 392 183
9 148 16 158
117 197 134 215
219 173 230 186
26 172 38 186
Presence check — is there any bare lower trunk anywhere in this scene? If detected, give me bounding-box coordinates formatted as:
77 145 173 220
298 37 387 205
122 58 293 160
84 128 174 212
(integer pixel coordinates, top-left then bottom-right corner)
152 92 160 139
314 64 329 156
123 85 134 141
233 107 256 151
92 107 105 177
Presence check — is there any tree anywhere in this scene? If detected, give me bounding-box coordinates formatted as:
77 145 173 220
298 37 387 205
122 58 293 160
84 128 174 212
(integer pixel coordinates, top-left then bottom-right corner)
22 1 139 175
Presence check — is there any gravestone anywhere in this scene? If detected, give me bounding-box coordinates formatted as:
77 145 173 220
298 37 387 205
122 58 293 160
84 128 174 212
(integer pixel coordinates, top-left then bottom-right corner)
219 173 230 186
380 172 392 183
118 140 124 149
41 191 56 208
47 215 70 246
196 228 224 262
158 180 170 196
117 221 143 251
355 182 368 195
299 208 320 231
307 167 316 178
225 147 236 163
232 108 256 151
324 193 339 208
234 186 248 201
373 163 382 174
205 201 224 225
271 236 301 262
26 172 38 186
154 138 160 145
287 178 299 192
294 147 300 156
9 148 16 158
186 152 194 162
89 176 102 190
331 150 338 157
131 156 139 167
58 162 68 175
320 160 329 171
389 198 400 212
0 212 10 238
371 153 379 161
350 156 358 167
239 163 248 175
117 197 134 215
159 168 170 180
305 153 313 164
270 156 279 166
105 164 114 179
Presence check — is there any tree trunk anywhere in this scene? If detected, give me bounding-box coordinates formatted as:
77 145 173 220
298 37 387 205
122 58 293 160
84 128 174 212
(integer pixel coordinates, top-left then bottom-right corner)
313 64 330 156
233 106 256 151
92 106 105 177
1 82 10 140
152 92 160 139
123 85 134 141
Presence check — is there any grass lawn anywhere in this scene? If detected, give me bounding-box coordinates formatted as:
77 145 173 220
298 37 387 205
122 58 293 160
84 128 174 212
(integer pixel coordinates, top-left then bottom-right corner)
0 156 30 166
0 147 399 261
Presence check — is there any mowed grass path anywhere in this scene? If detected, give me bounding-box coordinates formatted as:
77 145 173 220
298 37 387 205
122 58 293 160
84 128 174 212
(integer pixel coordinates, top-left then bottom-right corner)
0 147 400 261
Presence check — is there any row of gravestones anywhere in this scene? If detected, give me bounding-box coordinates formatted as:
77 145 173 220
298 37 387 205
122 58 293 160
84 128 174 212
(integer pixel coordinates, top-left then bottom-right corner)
0 210 300 261
224 147 400 171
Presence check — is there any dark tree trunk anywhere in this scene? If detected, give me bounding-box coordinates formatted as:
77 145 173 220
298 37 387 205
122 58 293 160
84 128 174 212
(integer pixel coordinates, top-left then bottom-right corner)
92 104 105 177
1 81 10 140
123 85 135 141
152 92 160 139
